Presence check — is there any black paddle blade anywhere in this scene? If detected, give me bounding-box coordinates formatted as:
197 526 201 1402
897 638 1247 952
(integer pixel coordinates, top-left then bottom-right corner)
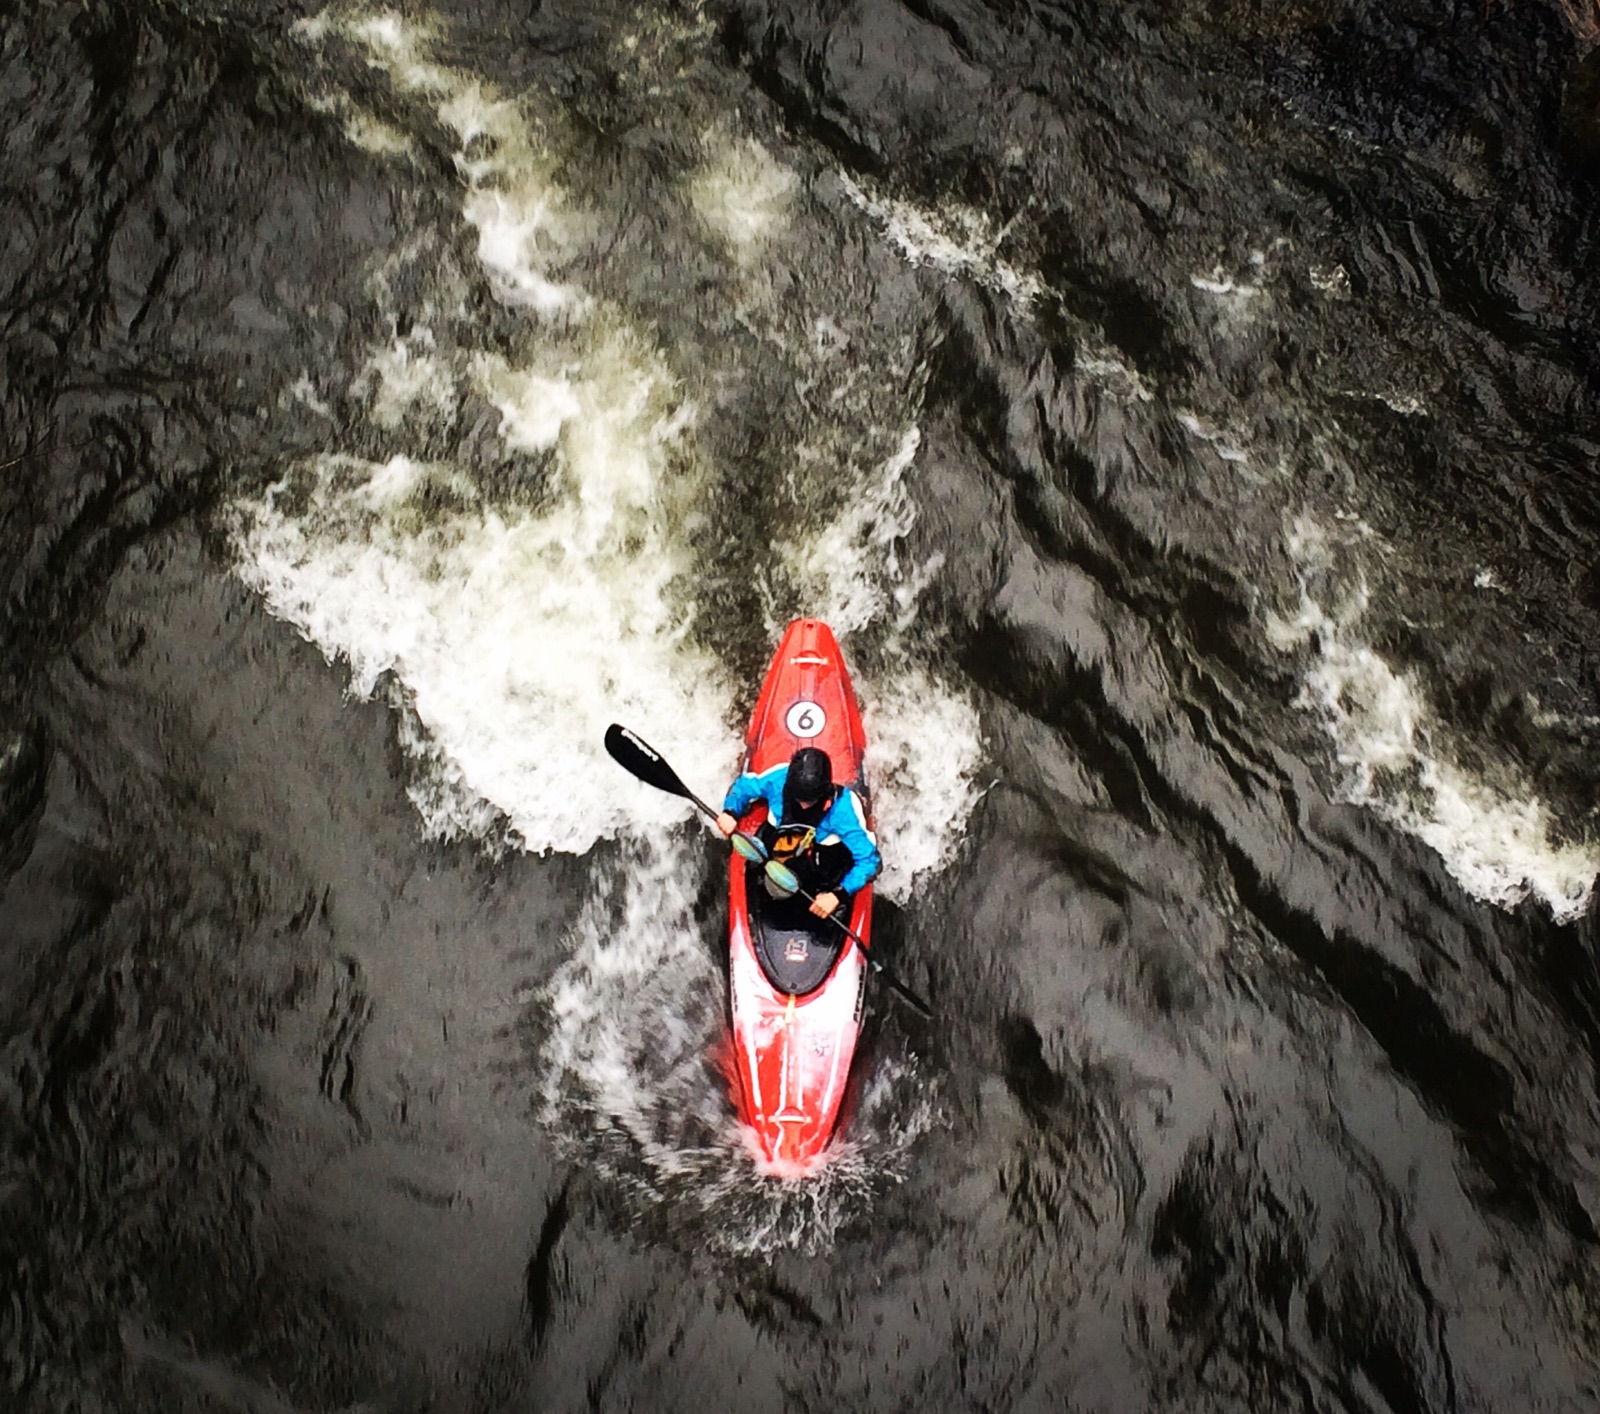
604 724 691 798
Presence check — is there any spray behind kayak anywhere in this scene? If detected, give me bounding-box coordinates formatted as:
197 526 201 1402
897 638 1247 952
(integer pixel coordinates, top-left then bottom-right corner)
532 835 937 1251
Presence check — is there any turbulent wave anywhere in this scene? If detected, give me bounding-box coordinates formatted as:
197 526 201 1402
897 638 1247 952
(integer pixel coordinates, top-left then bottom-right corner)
223 5 979 1217
230 8 983 880
230 355 732 856
1269 514 1600 921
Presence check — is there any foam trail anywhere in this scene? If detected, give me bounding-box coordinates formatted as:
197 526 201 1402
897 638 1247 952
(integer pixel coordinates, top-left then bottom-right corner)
336 10 587 317
356 326 456 430
240 15 739 852
865 671 984 898
1268 515 1599 922
838 173 1043 307
686 133 797 265
536 835 937 1248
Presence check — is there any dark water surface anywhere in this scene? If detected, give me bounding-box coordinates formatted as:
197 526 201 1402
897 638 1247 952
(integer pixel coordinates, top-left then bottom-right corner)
5 1 1600 1410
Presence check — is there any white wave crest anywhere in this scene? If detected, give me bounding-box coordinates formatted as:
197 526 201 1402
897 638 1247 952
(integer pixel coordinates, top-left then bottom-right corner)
249 9 984 889
1269 516 1599 922
231 328 735 855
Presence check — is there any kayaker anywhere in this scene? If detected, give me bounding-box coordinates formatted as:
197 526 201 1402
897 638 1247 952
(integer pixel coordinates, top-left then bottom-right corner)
715 746 880 921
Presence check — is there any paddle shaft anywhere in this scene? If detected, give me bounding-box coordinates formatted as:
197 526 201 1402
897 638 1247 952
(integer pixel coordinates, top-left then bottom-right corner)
733 831 935 1018
813 901 932 1016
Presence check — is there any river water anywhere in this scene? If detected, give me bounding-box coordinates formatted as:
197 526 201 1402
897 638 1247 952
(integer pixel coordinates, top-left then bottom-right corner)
4 1 1600 1410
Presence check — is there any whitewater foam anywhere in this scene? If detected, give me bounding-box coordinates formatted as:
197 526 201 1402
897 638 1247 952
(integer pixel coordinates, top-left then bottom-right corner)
838 172 1044 308
1177 411 1252 467
536 837 938 1252
321 9 591 319
1190 269 1261 299
232 331 732 856
1268 515 1599 922
686 133 797 265
865 670 985 899
785 427 984 895
356 325 458 430
248 8 986 885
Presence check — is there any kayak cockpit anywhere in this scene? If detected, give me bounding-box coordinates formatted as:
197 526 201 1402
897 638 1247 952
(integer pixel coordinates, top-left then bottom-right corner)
751 908 846 996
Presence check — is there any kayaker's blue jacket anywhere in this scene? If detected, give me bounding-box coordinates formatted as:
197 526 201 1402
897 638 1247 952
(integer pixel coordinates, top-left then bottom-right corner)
723 764 881 895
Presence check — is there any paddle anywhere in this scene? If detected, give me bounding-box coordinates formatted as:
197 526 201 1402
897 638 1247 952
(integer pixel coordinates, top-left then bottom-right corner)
756 854 934 1019
603 723 934 1018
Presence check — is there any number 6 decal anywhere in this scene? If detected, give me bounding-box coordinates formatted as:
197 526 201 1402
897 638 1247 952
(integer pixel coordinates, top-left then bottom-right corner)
786 700 826 738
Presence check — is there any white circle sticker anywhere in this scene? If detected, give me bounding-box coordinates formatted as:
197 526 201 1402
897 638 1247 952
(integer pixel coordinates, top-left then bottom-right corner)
785 700 826 738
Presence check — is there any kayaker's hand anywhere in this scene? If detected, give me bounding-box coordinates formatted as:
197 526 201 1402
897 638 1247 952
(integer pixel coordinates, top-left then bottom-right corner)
809 891 840 919
716 811 737 837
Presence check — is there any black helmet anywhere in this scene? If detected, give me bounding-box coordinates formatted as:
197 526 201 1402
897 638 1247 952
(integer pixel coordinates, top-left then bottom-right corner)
787 746 833 802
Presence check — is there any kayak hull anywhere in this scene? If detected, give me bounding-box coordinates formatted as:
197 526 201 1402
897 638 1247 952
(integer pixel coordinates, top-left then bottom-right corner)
727 619 873 1169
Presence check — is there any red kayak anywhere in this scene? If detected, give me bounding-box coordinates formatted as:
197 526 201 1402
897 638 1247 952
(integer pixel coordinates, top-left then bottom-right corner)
727 618 873 1170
